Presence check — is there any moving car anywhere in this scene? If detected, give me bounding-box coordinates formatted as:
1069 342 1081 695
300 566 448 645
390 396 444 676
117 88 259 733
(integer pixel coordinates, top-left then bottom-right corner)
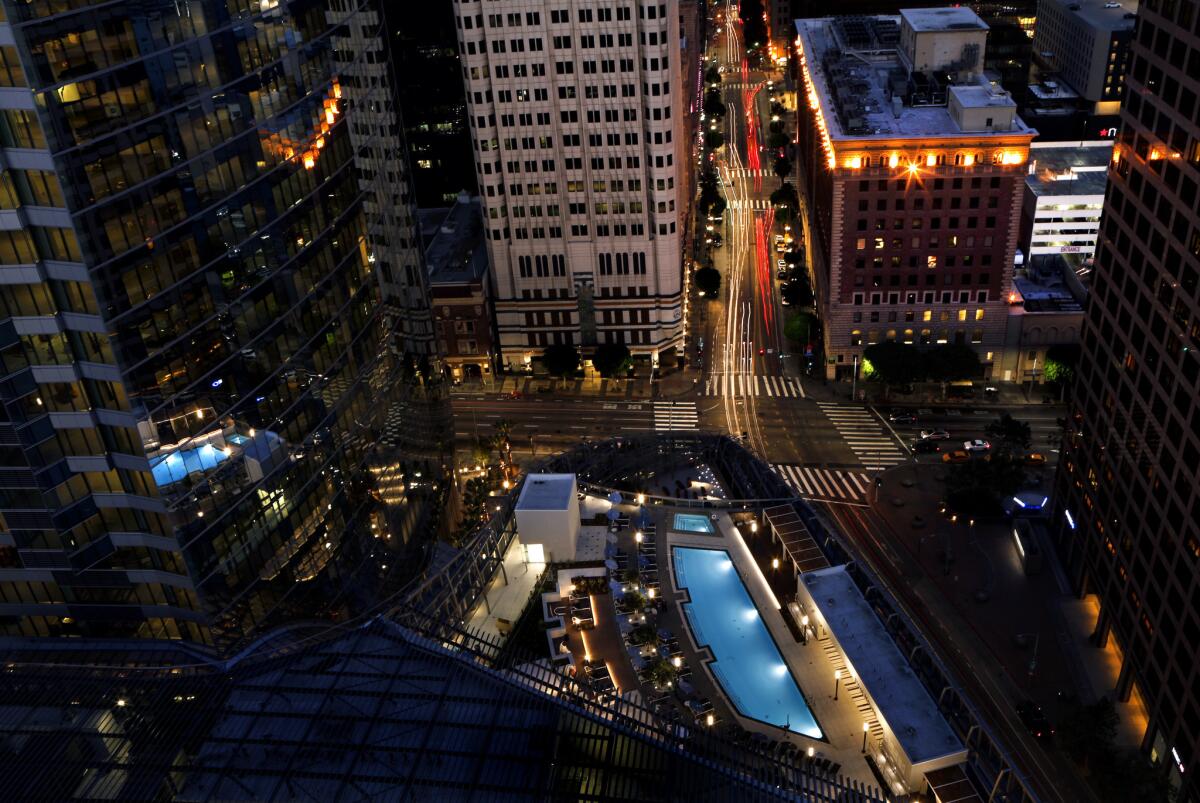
920 430 951 441
1024 452 1047 466
942 450 970 463
888 411 917 424
1016 701 1054 741
776 259 787 270
912 439 941 454
963 439 991 452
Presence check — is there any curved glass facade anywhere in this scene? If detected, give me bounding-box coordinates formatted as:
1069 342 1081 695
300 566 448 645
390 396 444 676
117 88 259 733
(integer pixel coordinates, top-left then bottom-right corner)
0 0 442 648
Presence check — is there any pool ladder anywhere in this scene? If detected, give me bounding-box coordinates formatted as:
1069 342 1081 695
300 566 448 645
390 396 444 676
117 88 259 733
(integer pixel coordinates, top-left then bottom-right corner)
819 633 885 749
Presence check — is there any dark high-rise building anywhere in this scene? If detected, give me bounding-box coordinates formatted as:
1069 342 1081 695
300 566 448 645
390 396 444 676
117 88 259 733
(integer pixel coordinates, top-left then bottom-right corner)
388 2 477 207
0 0 443 650
1053 0 1200 796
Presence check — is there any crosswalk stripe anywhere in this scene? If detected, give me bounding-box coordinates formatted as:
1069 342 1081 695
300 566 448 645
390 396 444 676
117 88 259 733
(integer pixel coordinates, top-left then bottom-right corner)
701 375 804 397
771 464 869 501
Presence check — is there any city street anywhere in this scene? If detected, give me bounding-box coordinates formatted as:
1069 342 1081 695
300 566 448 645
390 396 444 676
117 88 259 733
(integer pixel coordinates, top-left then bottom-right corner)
702 2 794 458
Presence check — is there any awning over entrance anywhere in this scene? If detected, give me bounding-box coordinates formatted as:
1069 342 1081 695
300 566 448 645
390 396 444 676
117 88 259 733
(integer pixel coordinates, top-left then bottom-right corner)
763 504 829 573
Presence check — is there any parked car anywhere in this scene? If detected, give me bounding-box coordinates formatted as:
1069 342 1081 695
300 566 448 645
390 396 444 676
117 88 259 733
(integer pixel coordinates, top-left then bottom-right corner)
920 430 951 441
888 411 917 424
912 439 941 454
1016 701 1054 740
942 450 970 463
1024 452 1047 466
963 439 991 452
773 234 784 243
776 259 787 270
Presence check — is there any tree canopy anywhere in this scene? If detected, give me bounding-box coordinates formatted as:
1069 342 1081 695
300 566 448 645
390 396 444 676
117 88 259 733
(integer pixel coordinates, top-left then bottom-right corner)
703 88 726 118
769 182 799 212
773 155 792 180
781 280 814 308
924 343 981 382
542 343 579 379
694 267 721 296
704 65 721 84
705 129 725 150
592 342 632 378
985 413 1032 455
863 341 924 386
1044 343 1081 385
767 130 789 150
784 312 816 345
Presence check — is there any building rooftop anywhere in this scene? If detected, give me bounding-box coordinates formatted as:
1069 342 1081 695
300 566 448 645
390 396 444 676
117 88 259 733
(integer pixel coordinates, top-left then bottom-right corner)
803 566 964 765
899 7 987 32
1026 141 1113 198
421 192 487 284
796 16 1033 141
1047 0 1138 32
1014 262 1088 312
0 616 819 802
516 473 577 511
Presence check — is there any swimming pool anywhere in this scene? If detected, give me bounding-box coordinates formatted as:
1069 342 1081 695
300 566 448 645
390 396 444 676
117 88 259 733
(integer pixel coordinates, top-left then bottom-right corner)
150 434 249 488
673 546 822 738
673 512 716 533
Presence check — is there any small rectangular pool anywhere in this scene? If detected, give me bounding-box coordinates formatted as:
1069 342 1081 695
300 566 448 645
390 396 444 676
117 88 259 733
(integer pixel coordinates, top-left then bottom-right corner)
673 546 822 738
673 512 715 533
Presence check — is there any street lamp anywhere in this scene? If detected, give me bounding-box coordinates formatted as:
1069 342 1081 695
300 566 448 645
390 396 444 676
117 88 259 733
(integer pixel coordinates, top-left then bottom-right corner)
772 557 780 571
636 493 646 505
801 614 810 645
834 670 841 700
862 722 869 753
750 521 758 534
635 531 644 544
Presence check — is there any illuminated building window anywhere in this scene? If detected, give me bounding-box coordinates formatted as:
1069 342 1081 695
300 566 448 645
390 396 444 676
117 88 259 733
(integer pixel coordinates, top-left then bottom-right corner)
927 255 938 268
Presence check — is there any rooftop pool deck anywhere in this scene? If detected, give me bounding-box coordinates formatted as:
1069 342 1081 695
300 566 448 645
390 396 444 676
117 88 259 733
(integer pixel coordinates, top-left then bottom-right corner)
673 546 822 739
673 513 716 533
150 433 249 487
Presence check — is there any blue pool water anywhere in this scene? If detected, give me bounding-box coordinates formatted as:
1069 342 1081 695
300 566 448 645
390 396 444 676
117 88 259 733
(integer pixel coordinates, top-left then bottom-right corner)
150 434 249 487
673 547 822 738
673 513 715 533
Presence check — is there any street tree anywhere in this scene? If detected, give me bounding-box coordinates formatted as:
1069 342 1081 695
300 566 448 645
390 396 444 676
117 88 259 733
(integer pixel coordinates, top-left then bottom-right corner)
985 413 1032 456
694 266 721 297
706 129 725 150
770 101 786 118
768 130 789 150
784 312 816 345
863 342 924 392
542 343 579 382
781 280 814 309
923 343 980 386
704 65 721 84
592 342 633 378
773 154 793 181
769 182 799 215
943 457 1023 517
492 418 515 471
703 88 726 118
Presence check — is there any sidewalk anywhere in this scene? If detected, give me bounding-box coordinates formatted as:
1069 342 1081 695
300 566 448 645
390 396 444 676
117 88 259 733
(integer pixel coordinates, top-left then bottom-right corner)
449 369 707 400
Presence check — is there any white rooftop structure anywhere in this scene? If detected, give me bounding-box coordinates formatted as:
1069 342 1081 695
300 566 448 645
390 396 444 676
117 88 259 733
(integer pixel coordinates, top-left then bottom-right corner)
515 474 580 563
898 7 987 32
797 566 967 788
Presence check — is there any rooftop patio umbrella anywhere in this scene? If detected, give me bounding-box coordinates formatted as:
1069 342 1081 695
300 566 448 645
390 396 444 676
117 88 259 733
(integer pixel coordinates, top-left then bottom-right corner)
607 490 623 505
637 506 651 528
607 507 620 522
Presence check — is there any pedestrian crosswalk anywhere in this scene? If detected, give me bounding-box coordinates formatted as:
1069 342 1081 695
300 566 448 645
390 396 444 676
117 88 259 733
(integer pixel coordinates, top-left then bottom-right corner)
703 374 804 398
653 401 699 432
729 198 771 210
771 464 871 503
815 402 907 471
724 168 772 179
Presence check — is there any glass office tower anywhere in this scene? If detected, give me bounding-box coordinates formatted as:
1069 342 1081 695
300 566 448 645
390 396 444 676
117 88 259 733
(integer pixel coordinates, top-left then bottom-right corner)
0 0 441 649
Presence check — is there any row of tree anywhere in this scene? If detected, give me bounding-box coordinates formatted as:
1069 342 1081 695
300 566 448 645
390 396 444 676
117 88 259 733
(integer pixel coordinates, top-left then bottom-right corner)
540 342 633 381
861 341 981 387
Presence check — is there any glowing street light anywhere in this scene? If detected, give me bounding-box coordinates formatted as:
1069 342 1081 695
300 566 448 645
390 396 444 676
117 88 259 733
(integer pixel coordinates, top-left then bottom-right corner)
862 722 869 752
750 521 758 534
